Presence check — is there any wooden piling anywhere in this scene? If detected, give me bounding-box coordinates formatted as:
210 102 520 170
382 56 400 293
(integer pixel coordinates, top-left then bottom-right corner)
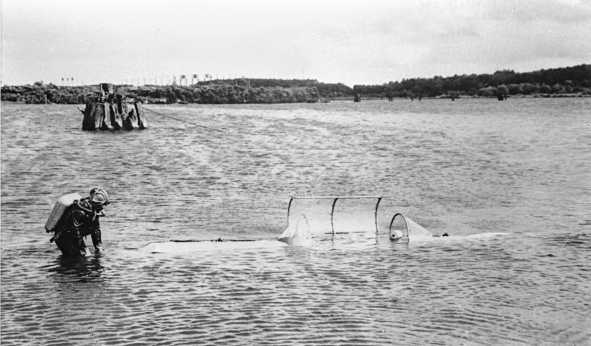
81 85 147 131
123 107 139 130
135 102 148 129
82 102 96 130
100 103 113 130
109 104 122 130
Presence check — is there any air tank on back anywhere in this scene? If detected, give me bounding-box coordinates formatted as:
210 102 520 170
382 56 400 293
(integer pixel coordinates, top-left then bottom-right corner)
45 193 81 232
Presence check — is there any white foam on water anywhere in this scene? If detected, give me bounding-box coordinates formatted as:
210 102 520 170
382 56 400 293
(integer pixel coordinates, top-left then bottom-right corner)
278 214 313 247
408 232 510 245
140 239 286 255
405 216 433 239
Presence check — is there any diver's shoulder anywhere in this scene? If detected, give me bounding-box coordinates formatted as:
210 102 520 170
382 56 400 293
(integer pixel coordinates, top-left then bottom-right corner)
73 197 93 212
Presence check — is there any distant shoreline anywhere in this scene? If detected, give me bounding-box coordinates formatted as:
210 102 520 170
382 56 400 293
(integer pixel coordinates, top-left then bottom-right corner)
2 93 589 107
2 64 590 104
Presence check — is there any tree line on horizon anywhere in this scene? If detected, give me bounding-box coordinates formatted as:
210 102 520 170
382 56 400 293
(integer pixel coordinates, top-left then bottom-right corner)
2 64 590 104
353 64 591 99
0 79 351 104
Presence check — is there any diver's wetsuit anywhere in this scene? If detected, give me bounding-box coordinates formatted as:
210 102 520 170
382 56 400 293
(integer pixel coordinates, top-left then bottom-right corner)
52 198 103 257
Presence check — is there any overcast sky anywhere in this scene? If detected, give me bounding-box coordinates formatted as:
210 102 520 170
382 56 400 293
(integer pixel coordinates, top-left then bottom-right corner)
2 0 590 86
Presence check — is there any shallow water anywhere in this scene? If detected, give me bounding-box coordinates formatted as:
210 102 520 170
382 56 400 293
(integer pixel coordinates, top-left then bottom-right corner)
1 98 590 345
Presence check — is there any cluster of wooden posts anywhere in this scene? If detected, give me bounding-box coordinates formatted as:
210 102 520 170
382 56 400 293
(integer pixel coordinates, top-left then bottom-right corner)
81 99 147 131
81 83 147 131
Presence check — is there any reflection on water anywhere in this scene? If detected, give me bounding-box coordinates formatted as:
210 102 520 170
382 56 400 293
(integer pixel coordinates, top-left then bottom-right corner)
2 99 590 345
46 252 104 282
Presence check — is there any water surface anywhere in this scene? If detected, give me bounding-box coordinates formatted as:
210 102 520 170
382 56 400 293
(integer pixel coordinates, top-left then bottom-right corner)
2 98 590 345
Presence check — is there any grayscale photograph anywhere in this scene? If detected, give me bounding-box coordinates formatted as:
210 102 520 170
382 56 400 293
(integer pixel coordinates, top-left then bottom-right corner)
1 0 590 344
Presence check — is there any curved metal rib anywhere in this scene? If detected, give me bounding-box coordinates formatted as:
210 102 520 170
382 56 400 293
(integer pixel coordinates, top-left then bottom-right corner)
330 198 339 236
374 197 382 234
286 197 294 226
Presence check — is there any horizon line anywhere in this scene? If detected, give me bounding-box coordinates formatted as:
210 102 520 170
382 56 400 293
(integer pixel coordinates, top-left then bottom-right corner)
2 63 589 88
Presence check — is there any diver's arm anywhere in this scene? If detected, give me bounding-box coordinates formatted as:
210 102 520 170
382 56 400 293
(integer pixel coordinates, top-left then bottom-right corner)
91 230 102 250
90 219 103 250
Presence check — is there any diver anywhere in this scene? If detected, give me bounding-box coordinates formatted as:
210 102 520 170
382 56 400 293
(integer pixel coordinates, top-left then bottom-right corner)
49 187 110 257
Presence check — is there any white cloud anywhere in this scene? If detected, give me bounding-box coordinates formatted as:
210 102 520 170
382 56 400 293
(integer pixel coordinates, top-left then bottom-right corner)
3 0 590 85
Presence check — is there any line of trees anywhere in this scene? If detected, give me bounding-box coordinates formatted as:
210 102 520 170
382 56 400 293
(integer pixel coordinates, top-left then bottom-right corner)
353 64 591 99
127 84 321 104
2 64 590 104
1 82 92 104
1 79 353 104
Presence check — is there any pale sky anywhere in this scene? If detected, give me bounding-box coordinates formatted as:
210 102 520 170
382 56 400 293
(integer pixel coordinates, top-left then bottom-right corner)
2 0 591 86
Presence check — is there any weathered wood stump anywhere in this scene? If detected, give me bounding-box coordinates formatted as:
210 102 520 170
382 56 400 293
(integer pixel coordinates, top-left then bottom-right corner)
81 83 147 131
123 105 139 130
82 100 147 131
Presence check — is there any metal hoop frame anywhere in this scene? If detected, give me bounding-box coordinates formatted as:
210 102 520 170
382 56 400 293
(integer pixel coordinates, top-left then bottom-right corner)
286 195 396 235
388 212 408 240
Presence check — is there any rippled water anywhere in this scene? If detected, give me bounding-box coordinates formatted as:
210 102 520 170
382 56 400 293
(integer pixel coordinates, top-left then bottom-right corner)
2 98 590 345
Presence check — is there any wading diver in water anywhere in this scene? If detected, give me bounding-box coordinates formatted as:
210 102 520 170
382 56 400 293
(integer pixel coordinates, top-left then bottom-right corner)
49 187 110 257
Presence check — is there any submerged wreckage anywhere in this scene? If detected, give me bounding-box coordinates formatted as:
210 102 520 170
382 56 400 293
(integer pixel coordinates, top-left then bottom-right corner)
141 195 439 254
278 195 433 245
81 83 147 131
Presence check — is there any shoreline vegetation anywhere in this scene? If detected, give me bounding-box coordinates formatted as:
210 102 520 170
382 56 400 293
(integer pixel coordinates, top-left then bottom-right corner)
2 64 590 104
